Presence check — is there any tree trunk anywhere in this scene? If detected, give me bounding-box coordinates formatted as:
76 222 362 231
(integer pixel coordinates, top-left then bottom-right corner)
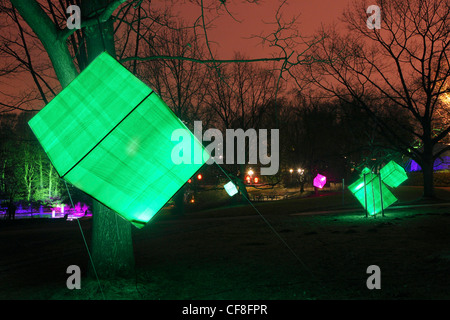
39 154 43 190
90 200 135 278
421 155 435 199
421 135 435 199
238 164 249 200
81 0 135 279
48 163 52 198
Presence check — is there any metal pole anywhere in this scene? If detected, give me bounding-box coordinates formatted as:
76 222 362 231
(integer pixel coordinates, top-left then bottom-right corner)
379 168 384 217
371 172 376 218
363 173 368 218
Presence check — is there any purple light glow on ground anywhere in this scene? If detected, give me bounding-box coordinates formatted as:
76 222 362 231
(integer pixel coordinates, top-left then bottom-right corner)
1 202 91 221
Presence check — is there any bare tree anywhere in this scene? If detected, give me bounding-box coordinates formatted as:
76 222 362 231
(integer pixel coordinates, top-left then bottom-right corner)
139 22 211 123
205 55 280 196
304 0 450 198
207 54 279 130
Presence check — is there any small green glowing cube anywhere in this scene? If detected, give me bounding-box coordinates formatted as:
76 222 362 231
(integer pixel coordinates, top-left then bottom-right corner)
29 52 209 228
360 167 372 176
224 181 238 197
379 160 408 188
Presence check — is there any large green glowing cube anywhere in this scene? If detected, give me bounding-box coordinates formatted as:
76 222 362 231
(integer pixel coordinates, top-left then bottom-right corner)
348 174 397 216
348 171 377 195
379 160 408 188
29 52 209 228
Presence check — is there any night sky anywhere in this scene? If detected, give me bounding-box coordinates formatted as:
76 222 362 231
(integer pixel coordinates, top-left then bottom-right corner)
176 0 351 59
1 1 353 104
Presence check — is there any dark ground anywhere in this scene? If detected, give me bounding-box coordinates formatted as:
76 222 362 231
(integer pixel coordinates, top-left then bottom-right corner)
1 186 450 300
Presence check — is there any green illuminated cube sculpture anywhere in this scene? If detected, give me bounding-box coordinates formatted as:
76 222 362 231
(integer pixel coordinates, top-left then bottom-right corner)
348 161 407 216
348 173 397 216
379 160 408 188
29 52 209 228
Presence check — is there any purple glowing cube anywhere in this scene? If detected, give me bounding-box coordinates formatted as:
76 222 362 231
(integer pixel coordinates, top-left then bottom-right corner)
313 174 327 189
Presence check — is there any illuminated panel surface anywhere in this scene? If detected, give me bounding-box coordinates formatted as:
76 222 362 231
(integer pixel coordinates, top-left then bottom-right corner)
380 160 408 188
29 52 209 228
348 174 397 216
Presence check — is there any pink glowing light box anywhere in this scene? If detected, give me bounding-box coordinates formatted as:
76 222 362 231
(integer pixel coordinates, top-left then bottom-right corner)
313 174 327 189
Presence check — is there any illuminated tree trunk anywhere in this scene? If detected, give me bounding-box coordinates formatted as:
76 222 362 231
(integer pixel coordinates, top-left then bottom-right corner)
48 163 52 199
39 154 43 190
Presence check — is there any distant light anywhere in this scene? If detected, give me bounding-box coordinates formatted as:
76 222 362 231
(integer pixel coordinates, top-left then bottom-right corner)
197 174 202 180
188 179 192 183
254 177 259 184
248 169 254 176
289 169 294 173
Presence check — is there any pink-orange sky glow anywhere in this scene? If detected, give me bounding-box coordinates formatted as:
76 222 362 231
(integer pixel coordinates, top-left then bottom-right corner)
167 0 352 59
1 0 358 111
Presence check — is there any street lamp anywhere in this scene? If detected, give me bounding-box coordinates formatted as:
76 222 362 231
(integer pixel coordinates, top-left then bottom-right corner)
247 169 254 184
298 168 305 192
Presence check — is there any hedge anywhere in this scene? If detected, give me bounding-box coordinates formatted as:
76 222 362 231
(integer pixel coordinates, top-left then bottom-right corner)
404 170 450 187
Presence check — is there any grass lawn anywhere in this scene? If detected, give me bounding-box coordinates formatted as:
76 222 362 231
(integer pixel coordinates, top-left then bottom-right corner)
1 186 450 300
